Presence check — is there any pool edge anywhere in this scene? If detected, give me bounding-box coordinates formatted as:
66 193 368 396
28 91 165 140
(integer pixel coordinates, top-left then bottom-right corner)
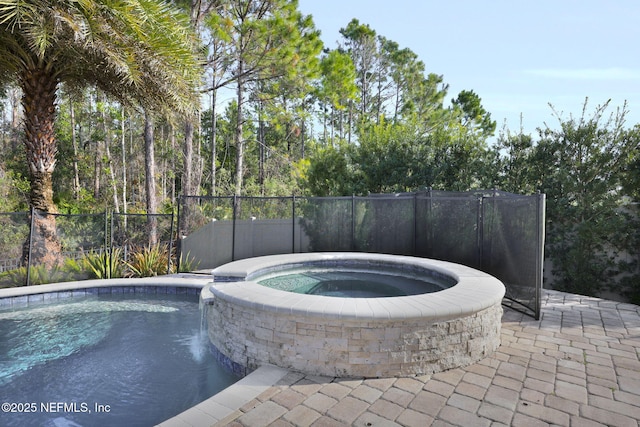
156 364 290 427
0 275 211 304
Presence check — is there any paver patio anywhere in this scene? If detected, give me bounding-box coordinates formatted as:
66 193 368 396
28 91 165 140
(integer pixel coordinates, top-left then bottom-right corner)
211 290 640 427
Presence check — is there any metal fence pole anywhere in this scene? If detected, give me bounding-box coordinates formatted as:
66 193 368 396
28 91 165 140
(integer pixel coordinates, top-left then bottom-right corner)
26 207 35 286
176 196 182 273
292 195 296 254
477 196 484 269
111 211 116 274
412 193 417 256
426 188 433 257
535 192 546 320
167 211 175 274
232 195 237 261
104 210 109 278
351 195 356 251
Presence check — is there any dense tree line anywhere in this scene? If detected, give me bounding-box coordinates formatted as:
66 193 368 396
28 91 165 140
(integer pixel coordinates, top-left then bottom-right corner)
0 1 638 301
0 1 497 212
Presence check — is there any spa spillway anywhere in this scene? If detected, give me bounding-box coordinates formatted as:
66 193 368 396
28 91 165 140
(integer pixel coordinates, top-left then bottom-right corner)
201 253 505 378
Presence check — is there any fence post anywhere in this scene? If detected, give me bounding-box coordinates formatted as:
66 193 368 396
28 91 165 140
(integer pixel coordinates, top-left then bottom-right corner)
535 192 546 320
292 195 296 254
167 211 175 274
232 195 237 261
477 196 484 269
351 195 356 252
25 207 35 286
426 188 433 257
110 211 116 276
176 196 182 273
412 192 417 256
104 210 109 278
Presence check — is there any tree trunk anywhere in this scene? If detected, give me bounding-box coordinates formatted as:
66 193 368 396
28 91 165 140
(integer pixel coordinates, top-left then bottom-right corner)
121 106 128 215
211 86 218 197
25 208 63 271
394 84 401 121
20 66 62 267
323 104 327 144
301 119 306 158
170 126 176 204
93 142 101 199
258 102 265 192
348 99 353 144
22 68 58 212
98 93 120 213
330 107 335 146
69 100 81 200
10 87 21 151
144 111 158 246
10 87 20 129
194 113 203 195
159 125 166 200
91 93 101 199
235 68 245 197
183 119 194 197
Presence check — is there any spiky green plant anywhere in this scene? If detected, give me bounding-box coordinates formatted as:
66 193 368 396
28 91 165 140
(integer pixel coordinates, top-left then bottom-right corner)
2 264 65 286
82 248 124 279
125 244 170 278
175 251 200 273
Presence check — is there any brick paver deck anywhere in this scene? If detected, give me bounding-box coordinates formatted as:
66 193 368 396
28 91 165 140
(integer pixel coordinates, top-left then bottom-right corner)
213 290 640 427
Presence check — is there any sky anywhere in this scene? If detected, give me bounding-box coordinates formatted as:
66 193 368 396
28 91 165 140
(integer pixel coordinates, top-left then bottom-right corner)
297 0 640 136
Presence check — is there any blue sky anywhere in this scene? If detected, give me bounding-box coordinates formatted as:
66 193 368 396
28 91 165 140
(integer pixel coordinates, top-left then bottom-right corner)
298 0 640 136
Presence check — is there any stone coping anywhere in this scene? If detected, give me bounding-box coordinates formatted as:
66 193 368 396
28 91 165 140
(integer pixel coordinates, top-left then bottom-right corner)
0 275 211 307
207 252 506 322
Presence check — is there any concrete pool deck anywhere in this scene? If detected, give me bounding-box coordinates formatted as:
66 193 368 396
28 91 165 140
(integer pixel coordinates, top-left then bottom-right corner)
161 289 640 427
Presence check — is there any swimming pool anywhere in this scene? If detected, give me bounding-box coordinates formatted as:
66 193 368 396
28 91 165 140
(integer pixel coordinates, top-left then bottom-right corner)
0 290 238 427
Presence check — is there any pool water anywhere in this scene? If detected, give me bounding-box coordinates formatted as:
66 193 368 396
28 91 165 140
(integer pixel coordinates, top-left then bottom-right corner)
257 269 453 297
0 293 238 427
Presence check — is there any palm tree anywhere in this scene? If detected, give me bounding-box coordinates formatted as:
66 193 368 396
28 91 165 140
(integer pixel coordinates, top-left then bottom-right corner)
0 0 202 266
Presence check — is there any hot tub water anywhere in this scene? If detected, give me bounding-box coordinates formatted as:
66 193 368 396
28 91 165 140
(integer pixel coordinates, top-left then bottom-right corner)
257 268 453 297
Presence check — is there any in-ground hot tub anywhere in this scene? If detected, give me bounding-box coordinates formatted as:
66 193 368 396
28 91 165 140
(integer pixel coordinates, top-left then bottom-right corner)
202 253 505 378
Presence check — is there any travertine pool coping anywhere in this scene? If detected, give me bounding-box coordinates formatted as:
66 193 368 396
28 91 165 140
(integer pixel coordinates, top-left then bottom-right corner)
206 252 506 322
0 276 209 306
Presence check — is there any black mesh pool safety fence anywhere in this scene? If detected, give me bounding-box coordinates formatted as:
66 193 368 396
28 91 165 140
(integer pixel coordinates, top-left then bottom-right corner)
0 192 544 318
0 209 174 288
178 190 545 319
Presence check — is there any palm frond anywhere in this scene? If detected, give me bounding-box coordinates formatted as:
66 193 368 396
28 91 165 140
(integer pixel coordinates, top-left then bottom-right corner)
0 0 203 115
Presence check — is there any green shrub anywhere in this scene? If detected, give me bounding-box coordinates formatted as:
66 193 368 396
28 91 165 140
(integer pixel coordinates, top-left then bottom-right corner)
82 248 124 279
1 264 67 287
124 244 170 277
176 251 200 273
0 244 196 287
